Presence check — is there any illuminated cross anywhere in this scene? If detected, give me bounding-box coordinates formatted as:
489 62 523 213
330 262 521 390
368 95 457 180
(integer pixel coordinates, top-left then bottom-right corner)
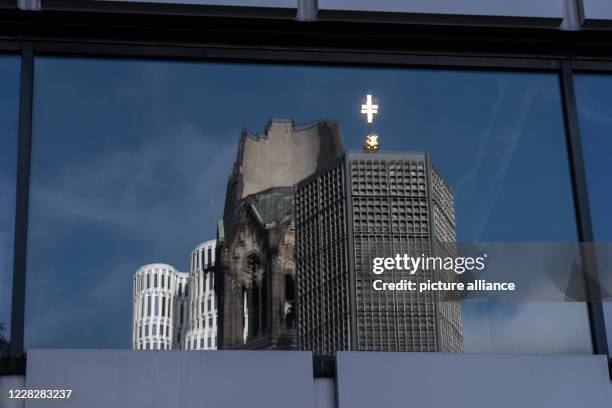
361 94 379 124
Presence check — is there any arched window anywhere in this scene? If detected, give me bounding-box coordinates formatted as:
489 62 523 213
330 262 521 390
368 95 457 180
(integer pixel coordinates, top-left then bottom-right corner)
242 286 248 344
284 274 296 329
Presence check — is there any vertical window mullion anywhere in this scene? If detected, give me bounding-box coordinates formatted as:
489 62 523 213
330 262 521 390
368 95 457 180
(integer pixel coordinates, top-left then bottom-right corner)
560 60 609 356
9 42 34 368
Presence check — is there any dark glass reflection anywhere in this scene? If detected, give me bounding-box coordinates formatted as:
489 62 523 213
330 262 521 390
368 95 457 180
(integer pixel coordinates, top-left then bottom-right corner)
575 74 612 355
0 55 20 357
26 57 591 353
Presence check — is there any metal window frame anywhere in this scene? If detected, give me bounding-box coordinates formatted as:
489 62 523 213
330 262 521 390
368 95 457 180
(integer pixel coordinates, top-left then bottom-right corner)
560 61 610 357
0 41 29 376
0 34 610 377
564 59 612 377
572 60 612 72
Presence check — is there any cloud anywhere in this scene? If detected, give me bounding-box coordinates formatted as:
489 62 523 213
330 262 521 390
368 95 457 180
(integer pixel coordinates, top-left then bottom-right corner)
25 121 236 347
30 122 234 242
462 302 592 354
578 98 612 127
454 78 542 241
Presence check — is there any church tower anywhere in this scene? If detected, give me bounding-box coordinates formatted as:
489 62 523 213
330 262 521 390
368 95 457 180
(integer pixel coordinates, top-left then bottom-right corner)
216 119 344 349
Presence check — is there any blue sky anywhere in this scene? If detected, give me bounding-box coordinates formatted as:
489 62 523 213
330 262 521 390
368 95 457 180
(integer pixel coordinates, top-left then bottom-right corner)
19 57 595 353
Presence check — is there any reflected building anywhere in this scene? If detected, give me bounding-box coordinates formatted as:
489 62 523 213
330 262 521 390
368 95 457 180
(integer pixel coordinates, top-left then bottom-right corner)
132 119 462 355
184 240 218 350
131 240 218 350
132 263 188 350
295 153 463 355
216 119 344 349
215 119 462 354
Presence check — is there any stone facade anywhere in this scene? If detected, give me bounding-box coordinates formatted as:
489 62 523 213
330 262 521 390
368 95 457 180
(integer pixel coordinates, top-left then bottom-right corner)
216 119 344 349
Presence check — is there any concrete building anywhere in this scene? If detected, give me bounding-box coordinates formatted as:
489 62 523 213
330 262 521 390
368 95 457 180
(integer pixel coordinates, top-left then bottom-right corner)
132 263 187 350
184 240 218 350
295 153 463 355
132 240 218 351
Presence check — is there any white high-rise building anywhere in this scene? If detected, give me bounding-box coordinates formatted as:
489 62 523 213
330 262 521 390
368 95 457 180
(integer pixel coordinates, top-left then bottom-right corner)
184 240 217 350
131 240 217 351
132 263 188 350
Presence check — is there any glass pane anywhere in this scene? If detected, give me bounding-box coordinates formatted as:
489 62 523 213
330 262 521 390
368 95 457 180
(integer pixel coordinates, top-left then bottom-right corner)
0 55 20 358
26 57 591 354
575 74 612 355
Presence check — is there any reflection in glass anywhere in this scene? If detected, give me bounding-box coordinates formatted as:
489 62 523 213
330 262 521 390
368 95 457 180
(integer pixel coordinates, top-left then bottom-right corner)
575 74 612 355
0 55 20 357
26 57 591 354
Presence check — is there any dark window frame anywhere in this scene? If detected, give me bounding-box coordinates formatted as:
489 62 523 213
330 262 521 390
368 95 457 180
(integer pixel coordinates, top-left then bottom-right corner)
0 38 611 377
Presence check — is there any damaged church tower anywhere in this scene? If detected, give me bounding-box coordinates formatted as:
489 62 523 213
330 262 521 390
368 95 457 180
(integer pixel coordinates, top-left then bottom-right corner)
216 119 344 349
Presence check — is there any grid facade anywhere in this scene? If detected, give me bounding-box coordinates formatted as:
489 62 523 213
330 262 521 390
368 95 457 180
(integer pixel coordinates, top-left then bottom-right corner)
352 156 438 352
295 162 351 356
431 167 463 352
131 240 218 351
295 153 463 355
132 264 187 350
184 240 218 350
